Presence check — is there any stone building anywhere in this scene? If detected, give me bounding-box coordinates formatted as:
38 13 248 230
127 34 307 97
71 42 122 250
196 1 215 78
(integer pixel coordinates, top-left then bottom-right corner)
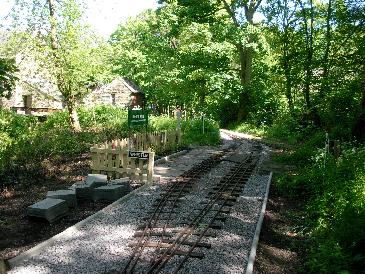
83 77 144 109
0 53 63 115
1 74 144 115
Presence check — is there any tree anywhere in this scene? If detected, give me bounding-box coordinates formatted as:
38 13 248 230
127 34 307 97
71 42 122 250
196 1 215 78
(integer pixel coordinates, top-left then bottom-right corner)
8 0 110 130
159 0 264 121
265 0 300 115
0 58 18 99
110 7 238 119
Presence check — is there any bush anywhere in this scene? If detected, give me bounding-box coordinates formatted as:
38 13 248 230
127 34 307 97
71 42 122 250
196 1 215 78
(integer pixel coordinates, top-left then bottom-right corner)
149 115 177 131
0 107 221 178
78 105 128 129
230 122 267 136
181 118 220 146
277 137 365 273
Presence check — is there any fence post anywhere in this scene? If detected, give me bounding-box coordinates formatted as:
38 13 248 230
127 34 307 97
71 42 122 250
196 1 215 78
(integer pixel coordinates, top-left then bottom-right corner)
147 150 155 184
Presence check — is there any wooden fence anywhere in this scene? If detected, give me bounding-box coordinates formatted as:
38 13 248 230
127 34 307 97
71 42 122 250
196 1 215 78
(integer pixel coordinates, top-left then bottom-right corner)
90 145 154 182
130 130 182 153
90 130 181 182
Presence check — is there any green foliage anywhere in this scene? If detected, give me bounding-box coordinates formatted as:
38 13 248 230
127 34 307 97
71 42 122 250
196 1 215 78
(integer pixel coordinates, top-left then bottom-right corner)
0 107 220 178
7 0 113 130
149 115 177 131
276 132 365 273
3 0 364 271
0 58 18 98
0 108 37 138
181 118 220 146
230 122 267 136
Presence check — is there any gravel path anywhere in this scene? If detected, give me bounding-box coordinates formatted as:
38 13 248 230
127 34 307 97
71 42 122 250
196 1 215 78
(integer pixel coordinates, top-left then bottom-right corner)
9 131 271 274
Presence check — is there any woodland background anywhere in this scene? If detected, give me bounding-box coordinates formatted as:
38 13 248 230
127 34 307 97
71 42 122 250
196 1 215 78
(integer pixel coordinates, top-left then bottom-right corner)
0 0 364 272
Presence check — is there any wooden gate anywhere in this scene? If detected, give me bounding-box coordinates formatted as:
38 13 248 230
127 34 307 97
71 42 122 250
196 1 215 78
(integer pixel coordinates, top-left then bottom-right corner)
90 143 155 183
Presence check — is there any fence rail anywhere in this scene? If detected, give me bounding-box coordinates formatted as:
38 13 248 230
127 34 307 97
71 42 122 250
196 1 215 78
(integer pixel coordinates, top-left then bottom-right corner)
90 130 181 182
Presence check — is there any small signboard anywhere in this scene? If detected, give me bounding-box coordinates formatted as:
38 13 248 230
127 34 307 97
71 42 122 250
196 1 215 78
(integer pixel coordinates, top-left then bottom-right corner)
128 150 150 159
128 109 148 126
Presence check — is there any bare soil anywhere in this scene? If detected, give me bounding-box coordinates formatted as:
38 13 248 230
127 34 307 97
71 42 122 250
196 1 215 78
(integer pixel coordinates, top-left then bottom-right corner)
253 182 306 274
254 147 306 274
0 154 107 260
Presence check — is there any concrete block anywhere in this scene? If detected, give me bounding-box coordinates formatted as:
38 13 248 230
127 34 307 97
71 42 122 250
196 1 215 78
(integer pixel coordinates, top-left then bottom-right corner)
109 178 132 193
92 185 127 202
110 177 129 183
46 190 77 208
75 184 93 200
27 198 68 223
85 174 108 188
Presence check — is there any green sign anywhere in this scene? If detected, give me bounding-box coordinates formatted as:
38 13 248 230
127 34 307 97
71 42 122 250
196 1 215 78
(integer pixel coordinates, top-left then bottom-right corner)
128 109 148 126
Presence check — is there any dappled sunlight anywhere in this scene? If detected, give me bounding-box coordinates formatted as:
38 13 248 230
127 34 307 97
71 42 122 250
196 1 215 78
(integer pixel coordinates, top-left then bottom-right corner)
0 187 15 199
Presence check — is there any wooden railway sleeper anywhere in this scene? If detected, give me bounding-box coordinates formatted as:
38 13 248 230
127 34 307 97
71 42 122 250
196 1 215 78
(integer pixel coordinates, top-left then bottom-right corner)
158 249 205 259
162 239 211 249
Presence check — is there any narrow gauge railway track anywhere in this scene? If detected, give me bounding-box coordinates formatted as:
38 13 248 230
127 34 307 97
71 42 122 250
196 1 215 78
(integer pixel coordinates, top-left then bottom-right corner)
121 142 262 274
122 151 226 273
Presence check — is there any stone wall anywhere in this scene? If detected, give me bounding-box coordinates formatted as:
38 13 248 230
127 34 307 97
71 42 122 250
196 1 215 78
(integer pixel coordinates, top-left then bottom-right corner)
83 78 140 109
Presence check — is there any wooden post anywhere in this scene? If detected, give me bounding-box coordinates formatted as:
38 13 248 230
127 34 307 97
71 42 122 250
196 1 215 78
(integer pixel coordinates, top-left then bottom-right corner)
147 150 155 184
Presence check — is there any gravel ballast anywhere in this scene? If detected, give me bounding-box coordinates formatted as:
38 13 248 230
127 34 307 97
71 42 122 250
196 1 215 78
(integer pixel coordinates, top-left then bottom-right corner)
9 131 272 274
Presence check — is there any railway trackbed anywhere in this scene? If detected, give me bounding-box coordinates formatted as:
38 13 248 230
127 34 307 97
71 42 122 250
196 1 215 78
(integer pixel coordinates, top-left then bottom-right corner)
123 148 260 273
8 131 272 274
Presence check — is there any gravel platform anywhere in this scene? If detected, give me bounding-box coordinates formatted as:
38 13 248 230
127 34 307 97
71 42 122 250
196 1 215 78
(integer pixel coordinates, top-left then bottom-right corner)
8 131 271 274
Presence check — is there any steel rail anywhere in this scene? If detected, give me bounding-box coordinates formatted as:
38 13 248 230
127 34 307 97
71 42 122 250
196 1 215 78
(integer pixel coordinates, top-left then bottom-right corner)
148 154 259 273
122 180 180 273
122 153 224 273
172 159 258 273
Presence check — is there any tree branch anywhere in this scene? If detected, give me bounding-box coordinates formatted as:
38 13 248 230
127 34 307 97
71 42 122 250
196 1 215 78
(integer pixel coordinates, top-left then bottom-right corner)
221 0 240 27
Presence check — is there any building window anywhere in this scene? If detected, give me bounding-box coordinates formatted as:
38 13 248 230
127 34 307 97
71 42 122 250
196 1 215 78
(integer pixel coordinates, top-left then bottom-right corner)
111 93 116 105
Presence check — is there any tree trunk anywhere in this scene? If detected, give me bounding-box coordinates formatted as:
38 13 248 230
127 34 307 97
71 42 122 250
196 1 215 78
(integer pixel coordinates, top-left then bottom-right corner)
66 100 81 131
237 43 252 121
236 7 255 122
48 0 81 131
285 64 294 114
298 0 313 111
303 0 313 111
352 67 365 141
221 0 259 122
280 0 295 115
283 33 294 114
320 0 332 97
48 0 58 50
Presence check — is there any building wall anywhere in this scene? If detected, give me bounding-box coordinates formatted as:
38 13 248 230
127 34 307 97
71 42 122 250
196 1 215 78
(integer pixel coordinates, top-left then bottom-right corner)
2 73 140 114
1 53 63 114
83 78 135 109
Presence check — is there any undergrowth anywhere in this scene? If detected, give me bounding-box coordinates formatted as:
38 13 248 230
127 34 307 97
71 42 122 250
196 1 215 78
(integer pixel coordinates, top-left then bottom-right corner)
0 107 220 184
232 116 365 273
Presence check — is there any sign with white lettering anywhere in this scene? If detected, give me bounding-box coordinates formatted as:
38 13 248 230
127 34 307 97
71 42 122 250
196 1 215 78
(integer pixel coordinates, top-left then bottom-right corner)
128 151 150 159
128 109 148 126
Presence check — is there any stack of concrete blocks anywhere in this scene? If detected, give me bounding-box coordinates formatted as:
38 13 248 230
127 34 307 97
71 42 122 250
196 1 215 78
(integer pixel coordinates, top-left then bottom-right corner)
93 177 132 202
27 174 132 223
75 174 108 200
27 198 69 223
